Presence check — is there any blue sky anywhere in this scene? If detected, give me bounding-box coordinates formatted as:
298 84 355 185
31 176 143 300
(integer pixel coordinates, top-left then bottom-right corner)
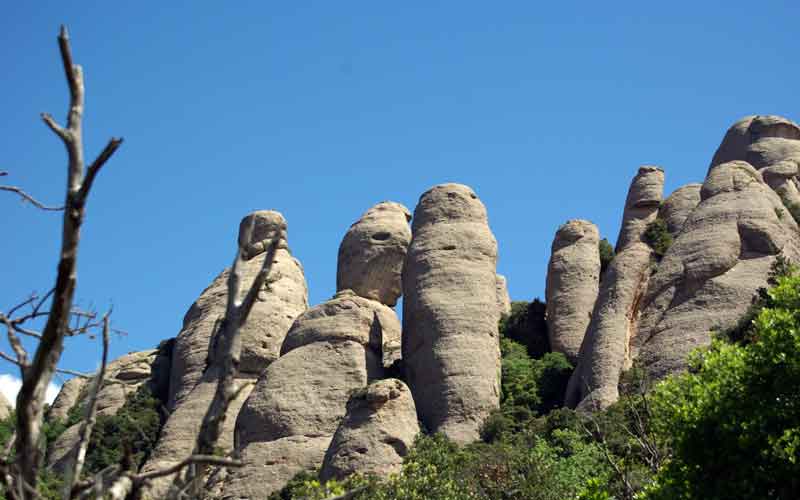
2 1 799 391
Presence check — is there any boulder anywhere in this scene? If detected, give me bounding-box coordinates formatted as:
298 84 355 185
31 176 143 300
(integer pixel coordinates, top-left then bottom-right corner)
402 183 500 444
496 274 512 317
762 160 800 215
167 210 307 410
545 219 600 364
47 377 86 422
633 161 800 380
616 166 664 252
320 379 419 481
711 115 800 170
567 167 664 410
659 184 702 237
337 202 412 306
221 436 331 500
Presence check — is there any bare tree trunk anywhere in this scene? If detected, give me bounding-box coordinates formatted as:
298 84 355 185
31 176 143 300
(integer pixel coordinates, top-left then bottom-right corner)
13 26 122 498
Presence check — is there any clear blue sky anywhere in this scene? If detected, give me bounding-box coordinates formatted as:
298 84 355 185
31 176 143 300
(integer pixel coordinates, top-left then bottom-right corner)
2 1 799 387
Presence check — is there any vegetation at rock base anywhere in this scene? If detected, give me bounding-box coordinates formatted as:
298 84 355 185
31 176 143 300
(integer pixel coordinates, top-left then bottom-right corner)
642 219 672 258
498 300 549 358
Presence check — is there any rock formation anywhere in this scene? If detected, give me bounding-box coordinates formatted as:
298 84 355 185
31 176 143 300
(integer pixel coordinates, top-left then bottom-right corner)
47 378 87 422
46 348 170 472
496 274 512 317
337 201 412 307
633 161 800 380
659 184 702 237
545 219 600 364
222 202 410 499
0 392 11 421
762 160 800 215
711 115 800 170
402 183 500 444
320 379 419 481
567 167 664 410
138 211 308 499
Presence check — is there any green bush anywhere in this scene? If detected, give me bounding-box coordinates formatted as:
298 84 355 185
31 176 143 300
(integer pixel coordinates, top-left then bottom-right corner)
598 238 615 275
499 300 549 359
643 272 800 499
642 219 672 258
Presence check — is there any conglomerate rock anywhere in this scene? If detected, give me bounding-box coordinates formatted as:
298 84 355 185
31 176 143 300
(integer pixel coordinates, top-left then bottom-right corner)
337 202 412 306
659 184 702 237
633 160 800 380
762 160 800 215
0 392 11 421
320 379 419 481
566 167 664 410
167 211 308 410
545 219 600 364
46 377 86 422
138 211 307 499
402 183 500 444
711 115 800 170
496 274 512 317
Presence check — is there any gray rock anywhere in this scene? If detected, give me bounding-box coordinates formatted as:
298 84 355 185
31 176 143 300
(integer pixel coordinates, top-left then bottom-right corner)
235 340 375 446
337 202 412 307
496 274 512 317
633 161 800 380
762 160 800 215
616 166 665 251
711 115 800 170
659 184 702 237
167 210 307 410
545 219 600 364
402 183 500 444
221 436 331 500
320 379 419 481
47 377 86 422
567 167 664 410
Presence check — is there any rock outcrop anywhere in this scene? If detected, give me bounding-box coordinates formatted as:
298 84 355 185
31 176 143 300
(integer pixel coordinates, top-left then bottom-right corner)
320 379 419 481
711 115 800 170
222 202 410 498
496 274 512 317
403 183 500 444
567 167 664 410
47 377 87 422
337 202 412 307
138 211 307 499
167 211 308 410
545 219 600 364
659 184 702 237
762 161 800 214
633 161 800 380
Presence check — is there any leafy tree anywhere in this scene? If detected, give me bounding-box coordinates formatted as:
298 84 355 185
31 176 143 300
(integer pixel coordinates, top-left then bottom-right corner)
499 300 549 359
598 238 615 276
643 272 800 499
642 219 672 258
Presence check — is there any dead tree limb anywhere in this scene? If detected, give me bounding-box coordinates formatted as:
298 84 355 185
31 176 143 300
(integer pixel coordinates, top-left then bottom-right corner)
62 313 110 499
12 25 122 498
0 183 63 211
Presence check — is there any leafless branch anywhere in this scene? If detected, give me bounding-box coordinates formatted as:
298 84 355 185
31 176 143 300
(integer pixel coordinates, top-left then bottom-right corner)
0 184 63 211
63 313 110 499
12 25 122 498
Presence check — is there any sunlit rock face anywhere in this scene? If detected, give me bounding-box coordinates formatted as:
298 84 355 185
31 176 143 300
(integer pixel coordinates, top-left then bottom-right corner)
403 183 500 444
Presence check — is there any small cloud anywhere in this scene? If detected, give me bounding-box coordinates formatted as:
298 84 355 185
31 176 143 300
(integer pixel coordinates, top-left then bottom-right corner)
0 374 60 408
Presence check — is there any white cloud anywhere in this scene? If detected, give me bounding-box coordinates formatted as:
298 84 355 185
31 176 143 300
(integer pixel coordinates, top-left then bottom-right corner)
0 374 60 408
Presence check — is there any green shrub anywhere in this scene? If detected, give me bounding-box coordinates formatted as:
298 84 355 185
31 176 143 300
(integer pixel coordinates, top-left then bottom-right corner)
598 238 615 275
499 300 549 358
643 272 800 499
642 219 672 258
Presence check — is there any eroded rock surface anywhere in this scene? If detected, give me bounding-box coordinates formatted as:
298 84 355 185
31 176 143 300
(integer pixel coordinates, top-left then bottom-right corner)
567 167 664 410
711 115 800 170
633 161 800 380
659 184 702 237
545 219 600 363
496 274 512 317
0 392 11 421
47 377 86 422
403 183 500 444
320 379 419 481
337 202 412 306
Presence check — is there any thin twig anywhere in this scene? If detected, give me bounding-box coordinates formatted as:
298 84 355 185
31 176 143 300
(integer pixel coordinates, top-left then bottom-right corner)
0 185 64 211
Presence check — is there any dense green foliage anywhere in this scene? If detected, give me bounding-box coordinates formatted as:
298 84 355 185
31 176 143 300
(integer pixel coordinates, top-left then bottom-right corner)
642 272 800 499
598 238 615 275
642 219 672 258
498 300 549 358
81 384 163 474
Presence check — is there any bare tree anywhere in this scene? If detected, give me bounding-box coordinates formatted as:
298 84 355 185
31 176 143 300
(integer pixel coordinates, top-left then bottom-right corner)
0 25 122 499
